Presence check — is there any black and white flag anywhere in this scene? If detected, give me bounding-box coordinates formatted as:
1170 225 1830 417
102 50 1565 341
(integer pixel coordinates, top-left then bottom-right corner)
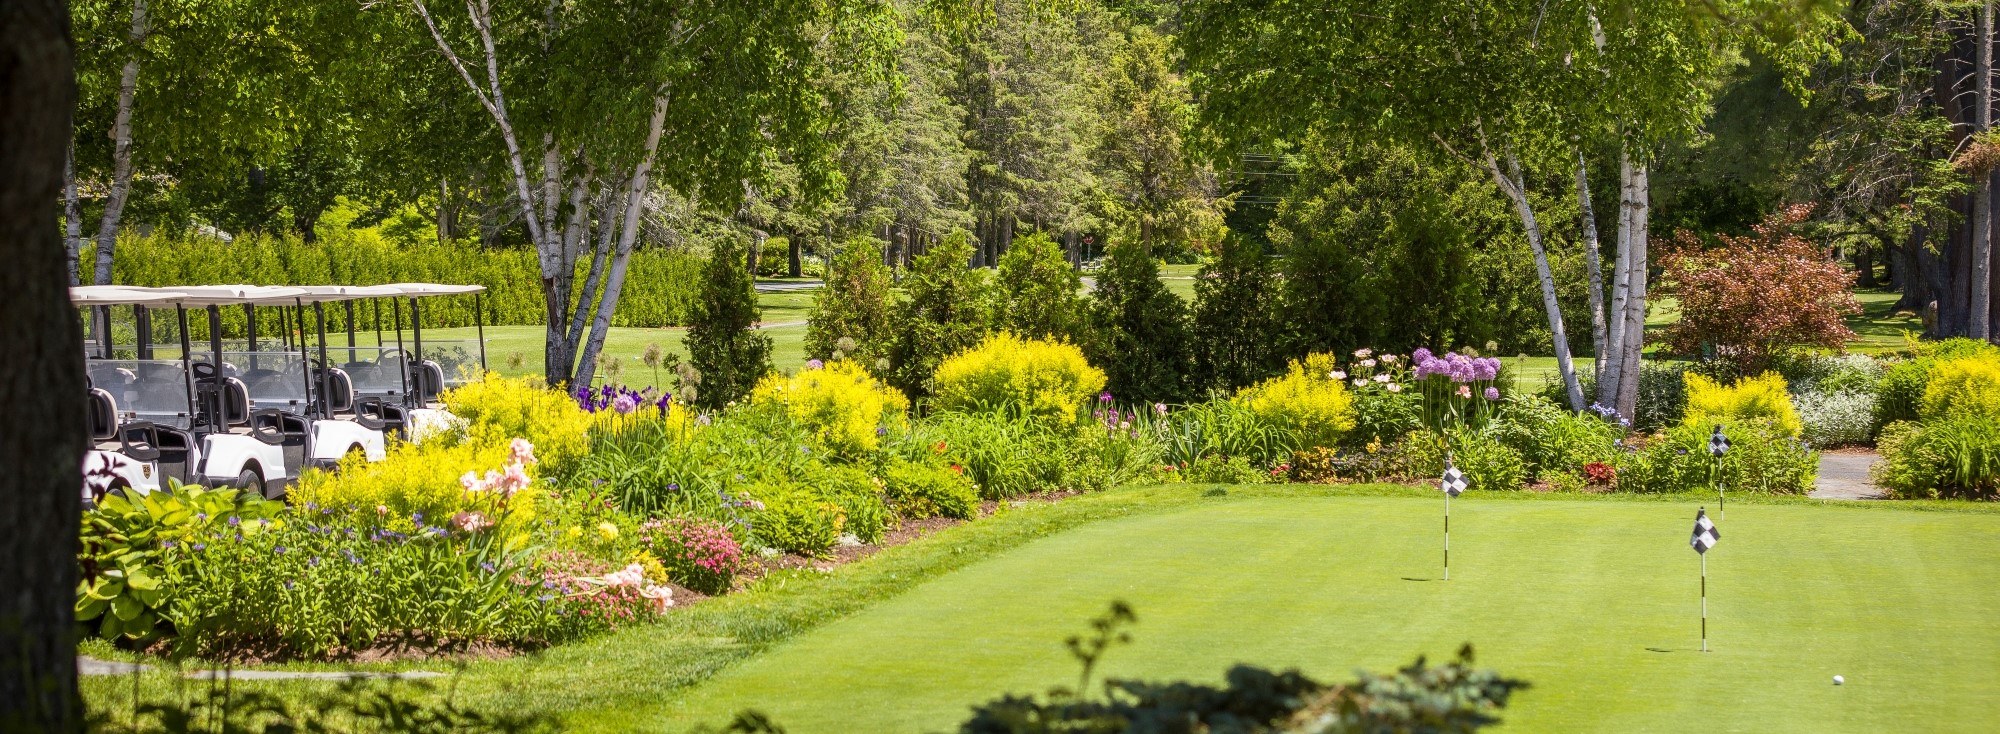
1709 426 1731 457
1690 508 1720 554
1441 462 1467 497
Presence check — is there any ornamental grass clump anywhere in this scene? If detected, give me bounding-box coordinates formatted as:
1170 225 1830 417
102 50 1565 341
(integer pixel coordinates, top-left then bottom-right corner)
930 332 1107 424
1683 371 1803 437
750 359 908 455
1233 353 1358 450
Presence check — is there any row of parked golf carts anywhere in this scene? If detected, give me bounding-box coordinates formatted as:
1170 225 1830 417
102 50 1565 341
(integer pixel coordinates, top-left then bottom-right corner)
76 283 488 503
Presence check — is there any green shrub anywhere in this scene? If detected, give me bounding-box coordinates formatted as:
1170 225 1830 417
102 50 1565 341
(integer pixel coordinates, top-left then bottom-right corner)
930 332 1107 425
1404 428 1527 492
1874 415 2000 499
1089 239 1196 403
744 480 844 555
1614 421 1817 494
1571 361 1697 431
1492 396 1618 480
1684 371 1803 437
883 459 980 520
77 485 284 640
1350 383 1422 448
1920 356 2000 421
1233 353 1358 451
87 231 700 330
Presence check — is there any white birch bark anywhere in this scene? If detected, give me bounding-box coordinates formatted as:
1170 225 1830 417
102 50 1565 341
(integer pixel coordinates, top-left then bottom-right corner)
1599 152 1636 408
573 96 669 389
565 183 623 363
1613 161 1650 418
1486 148 1585 410
1575 151 1608 379
92 0 149 286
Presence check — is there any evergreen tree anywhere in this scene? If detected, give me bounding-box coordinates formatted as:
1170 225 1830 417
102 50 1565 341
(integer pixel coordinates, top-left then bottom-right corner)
995 231 1091 344
1089 240 1194 403
886 232 995 397
805 236 895 364
1191 235 1285 392
684 238 773 409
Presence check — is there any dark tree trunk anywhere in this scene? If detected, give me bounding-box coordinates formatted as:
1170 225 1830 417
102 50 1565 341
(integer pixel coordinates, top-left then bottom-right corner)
1934 19 2000 337
0 0 85 729
1855 241 1877 288
787 231 802 278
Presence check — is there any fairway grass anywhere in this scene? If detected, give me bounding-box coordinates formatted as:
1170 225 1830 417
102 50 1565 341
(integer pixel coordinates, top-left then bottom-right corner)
628 493 1998 733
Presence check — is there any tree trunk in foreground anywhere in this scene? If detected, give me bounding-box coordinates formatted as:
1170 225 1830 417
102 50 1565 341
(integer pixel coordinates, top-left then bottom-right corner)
0 0 85 728
1613 159 1650 419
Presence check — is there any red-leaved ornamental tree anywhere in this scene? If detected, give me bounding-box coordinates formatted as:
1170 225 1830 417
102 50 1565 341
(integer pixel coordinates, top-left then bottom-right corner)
1659 204 1860 374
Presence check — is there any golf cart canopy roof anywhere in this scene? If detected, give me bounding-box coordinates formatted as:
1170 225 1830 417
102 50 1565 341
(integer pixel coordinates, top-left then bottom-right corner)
381 283 486 296
70 286 185 306
291 284 406 302
163 285 312 306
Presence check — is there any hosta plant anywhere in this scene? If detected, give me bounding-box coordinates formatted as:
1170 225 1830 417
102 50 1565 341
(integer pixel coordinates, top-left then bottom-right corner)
77 483 283 640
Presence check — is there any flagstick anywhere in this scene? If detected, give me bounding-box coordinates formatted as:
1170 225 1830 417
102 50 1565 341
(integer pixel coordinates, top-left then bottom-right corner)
1700 552 1709 653
1443 492 1450 581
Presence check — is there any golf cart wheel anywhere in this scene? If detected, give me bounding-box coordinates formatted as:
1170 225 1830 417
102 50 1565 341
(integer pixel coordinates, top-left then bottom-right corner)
233 466 265 497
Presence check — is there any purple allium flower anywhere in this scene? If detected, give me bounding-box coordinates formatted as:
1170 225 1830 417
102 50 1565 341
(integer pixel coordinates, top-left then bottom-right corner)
1473 357 1501 381
805 359 824 370
612 393 639 414
1484 387 1500 400
1412 348 1433 364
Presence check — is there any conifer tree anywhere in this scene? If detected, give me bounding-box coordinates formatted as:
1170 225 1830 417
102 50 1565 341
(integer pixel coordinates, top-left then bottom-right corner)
995 231 1091 345
685 238 772 409
805 237 895 365
886 232 995 397
1090 240 1194 403
1191 236 1285 392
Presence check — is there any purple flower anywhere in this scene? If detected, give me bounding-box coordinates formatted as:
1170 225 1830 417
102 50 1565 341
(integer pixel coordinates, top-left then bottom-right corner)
227 516 240 527
480 562 496 574
876 426 888 436
805 359 824 370
191 542 206 551
1412 348 1433 364
1473 358 1500 382
274 546 287 554
612 393 639 414
1483 387 1500 400
1099 391 1114 404
308 556 320 567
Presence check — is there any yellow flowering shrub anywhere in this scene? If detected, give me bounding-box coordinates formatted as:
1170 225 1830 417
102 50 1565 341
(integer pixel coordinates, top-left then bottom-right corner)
750 360 908 454
439 373 596 472
1683 371 1803 437
930 332 1107 424
1921 356 2000 421
290 438 542 540
1232 353 1357 449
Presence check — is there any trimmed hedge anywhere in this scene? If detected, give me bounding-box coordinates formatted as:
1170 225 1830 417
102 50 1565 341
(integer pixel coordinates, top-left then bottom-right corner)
82 232 702 332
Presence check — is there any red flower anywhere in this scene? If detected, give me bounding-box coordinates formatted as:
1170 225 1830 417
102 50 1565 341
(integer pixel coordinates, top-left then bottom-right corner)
949 464 964 475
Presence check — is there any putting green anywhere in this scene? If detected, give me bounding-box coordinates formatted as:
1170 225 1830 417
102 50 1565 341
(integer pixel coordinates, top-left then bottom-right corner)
609 495 1999 732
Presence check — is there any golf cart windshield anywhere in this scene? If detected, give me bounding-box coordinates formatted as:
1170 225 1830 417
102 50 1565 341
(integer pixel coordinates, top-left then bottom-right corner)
415 339 482 387
196 350 313 412
87 358 193 429
338 345 413 400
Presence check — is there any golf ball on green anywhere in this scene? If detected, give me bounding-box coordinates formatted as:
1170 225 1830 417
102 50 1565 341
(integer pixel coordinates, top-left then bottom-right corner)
1833 675 1845 685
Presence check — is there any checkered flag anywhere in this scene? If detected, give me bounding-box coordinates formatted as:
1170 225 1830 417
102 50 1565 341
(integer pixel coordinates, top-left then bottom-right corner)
1690 508 1719 554
1709 425 1731 457
1440 461 1467 497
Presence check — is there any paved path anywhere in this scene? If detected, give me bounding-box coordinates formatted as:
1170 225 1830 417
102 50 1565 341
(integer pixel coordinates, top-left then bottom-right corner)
1810 451 1887 500
80 656 442 680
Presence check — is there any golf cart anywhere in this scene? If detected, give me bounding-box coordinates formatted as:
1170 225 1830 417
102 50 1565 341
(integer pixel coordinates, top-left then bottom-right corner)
77 285 393 502
364 283 489 439
76 286 200 500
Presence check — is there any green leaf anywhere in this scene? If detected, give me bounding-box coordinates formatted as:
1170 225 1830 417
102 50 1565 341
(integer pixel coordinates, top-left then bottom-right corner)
110 594 142 621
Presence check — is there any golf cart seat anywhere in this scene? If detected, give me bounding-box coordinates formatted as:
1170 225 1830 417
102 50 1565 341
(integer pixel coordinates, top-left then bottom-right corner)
413 360 446 401
114 421 196 488
87 388 119 442
195 372 253 430
317 366 356 413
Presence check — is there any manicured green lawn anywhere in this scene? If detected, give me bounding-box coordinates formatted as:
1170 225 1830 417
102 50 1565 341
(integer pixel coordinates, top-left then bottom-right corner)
81 486 2000 732
616 492 1998 733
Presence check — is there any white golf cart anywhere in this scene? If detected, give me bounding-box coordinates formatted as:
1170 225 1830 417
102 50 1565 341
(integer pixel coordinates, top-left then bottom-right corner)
77 285 200 500
77 285 392 502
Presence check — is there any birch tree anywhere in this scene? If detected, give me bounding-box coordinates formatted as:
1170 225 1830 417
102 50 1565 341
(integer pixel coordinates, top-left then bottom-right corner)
387 0 899 387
